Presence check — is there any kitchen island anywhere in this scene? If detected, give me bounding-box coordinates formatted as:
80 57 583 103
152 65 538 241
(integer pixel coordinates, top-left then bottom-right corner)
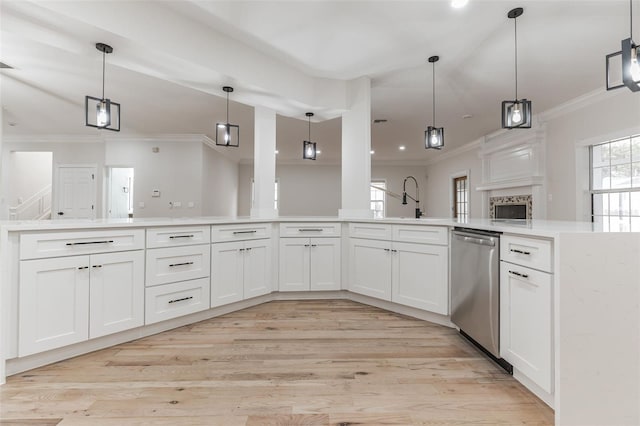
1 216 638 425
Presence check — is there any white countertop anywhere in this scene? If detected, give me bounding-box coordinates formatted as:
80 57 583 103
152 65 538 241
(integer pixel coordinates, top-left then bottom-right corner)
0 216 625 238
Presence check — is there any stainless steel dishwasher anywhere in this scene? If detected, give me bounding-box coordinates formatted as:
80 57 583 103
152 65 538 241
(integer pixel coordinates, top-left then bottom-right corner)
450 227 512 373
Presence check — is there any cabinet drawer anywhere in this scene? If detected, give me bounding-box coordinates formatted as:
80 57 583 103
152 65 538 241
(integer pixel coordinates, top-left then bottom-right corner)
211 223 272 242
146 245 211 286
279 223 341 237
20 229 145 260
145 278 210 325
146 226 210 248
392 225 447 245
501 235 553 273
349 223 392 240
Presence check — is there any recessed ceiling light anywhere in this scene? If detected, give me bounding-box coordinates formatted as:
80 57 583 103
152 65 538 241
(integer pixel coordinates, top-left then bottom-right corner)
370 150 375 154
451 0 469 8
399 145 406 151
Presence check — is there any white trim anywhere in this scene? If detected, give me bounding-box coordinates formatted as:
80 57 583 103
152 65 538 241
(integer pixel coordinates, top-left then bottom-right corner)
476 176 545 191
574 125 640 148
424 138 483 166
537 87 626 123
370 178 387 219
4 135 104 144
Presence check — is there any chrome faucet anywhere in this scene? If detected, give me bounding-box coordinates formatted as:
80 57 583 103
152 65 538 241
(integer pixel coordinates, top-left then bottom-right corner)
402 176 423 218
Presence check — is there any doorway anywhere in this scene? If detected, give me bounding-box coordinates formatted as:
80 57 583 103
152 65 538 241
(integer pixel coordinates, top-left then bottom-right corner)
54 164 97 219
107 167 134 219
7 151 53 220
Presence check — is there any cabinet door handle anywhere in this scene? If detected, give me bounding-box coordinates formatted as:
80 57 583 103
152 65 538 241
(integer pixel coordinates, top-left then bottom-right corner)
509 270 529 279
510 248 531 255
298 228 323 232
169 262 194 267
311 244 317 247
391 249 398 253
239 248 245 252
169 235 194 239
77 266 89 270
92 265 102 268
384 248 390 252
168 296 193 304
66 240 114 246
246 247 252 251
233 230 257 234
304 244 310 247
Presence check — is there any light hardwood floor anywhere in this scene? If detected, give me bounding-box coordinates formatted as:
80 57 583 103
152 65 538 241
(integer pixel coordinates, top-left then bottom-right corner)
0 300 553 425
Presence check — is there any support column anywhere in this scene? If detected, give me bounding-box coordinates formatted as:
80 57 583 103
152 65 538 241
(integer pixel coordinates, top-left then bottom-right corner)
250 106 278 218
339 77 373 219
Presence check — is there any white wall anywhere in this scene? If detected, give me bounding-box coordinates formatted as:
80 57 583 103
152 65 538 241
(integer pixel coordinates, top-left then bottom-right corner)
423 148 483 218
105 139 203 218
543 90 640 221
202 144 239 217
7 151 52 207
0 141 106 220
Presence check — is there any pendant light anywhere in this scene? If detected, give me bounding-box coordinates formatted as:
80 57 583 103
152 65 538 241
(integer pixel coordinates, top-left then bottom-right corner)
425 55 444 149
85 43 120 131
606 0 640 92
501 8 532 129
216 86 240 147
303 112 317 160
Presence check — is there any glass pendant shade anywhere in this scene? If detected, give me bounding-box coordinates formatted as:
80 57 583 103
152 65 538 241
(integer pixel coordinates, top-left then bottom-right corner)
216 86 240 147
85 43 120 131
215 123 240 147
303 140 317 160
501 99 532 128
606 1 640 92
425 126 444 149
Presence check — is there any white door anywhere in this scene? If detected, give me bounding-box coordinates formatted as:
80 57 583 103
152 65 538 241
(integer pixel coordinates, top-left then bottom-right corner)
55 166 96 219
211 241 244 307
279 238 310 291
392 242 448 314
244 239 272 299
348 238 392 301
89 251 144 339
310 237 341 291
19 256 90 356
107 167 134 219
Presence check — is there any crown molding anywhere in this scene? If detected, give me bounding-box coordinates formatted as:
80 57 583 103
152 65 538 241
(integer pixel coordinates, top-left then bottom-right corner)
423 138 483 166
3 134 105 144
537 87 625 123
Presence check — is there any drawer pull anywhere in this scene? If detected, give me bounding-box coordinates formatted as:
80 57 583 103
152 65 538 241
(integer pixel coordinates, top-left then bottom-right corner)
304 244 310 247
233 230 257 235
510 248 531 255
298 228 323 232
311 244 317 247
509 270 529 279
168 296 193 304
384 248 391 252
169 262 194 267
77 266 89 270
169 235 194 239
66 240 114 246
92 265 102 268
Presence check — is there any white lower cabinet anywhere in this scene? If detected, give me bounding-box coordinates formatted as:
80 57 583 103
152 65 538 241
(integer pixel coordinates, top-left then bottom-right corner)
211 239 272 307
19 250 144 356
145 278 210 324
349 238 448 314
392 242 448 314
348 238 392 300
500 262 552 393
279 237 341 291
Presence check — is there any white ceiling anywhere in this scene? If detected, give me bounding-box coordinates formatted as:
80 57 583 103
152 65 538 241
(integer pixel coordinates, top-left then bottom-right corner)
0 0 635 164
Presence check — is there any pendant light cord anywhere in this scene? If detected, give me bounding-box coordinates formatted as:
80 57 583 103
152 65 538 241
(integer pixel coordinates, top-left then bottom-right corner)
308 115 311 140
226 91 229 124
101 49 106 100
432 60 436 125
514 15 518 100
631 0 634 39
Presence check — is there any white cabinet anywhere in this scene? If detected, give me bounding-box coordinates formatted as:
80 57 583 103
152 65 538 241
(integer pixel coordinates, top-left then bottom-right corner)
392 242 448 314
19 250 144 356
500 234 554 394
211 239 272 307
348 238 392 300
279 237 341 292
145 278 210 325
348 224 449 314
89 251 145 339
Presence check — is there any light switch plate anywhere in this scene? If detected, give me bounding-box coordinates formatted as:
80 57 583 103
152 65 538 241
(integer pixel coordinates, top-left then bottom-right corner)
151 189 160 197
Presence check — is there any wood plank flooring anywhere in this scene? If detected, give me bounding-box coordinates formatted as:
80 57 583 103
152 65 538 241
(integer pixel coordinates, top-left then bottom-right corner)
0 300 554 425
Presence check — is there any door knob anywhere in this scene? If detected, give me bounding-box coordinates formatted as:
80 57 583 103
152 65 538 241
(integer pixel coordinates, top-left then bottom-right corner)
57 212 64 216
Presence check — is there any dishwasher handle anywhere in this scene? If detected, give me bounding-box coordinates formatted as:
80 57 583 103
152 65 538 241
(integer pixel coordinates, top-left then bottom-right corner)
453 232 496 247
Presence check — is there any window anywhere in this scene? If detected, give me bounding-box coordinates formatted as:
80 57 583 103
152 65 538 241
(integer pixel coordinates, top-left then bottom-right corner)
370 180 386 219
453 176 468 221
251 179 279 210
590 134 640 231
